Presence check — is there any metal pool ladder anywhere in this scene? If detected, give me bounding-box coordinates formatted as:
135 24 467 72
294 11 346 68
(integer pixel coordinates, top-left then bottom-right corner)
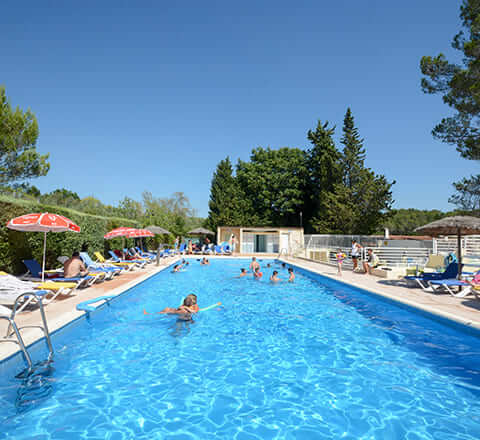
0 291 54 372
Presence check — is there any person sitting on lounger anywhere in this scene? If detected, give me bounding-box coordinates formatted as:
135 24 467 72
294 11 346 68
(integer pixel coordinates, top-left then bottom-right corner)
64 251 89 278
363 248 379 275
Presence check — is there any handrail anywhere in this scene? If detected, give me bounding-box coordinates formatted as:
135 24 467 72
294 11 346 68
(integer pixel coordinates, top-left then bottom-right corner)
76 295 115 313
0 315 33 371
278 248 289 259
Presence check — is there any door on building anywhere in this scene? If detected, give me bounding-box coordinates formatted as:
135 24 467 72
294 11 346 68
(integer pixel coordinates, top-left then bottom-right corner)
280 233 290 253
255 235 267 253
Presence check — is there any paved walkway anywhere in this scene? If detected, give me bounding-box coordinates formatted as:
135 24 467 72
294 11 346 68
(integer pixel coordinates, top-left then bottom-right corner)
284 257 480 330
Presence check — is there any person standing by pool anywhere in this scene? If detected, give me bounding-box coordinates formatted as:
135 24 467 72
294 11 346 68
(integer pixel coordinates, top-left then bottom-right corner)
336 248 346 276
351 240 362 272
288 267 295 282
174 236 179 252
250 257 260 272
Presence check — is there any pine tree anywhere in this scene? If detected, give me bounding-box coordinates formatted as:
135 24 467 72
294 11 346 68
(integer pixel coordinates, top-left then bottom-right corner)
340 108 365 189
206 157 245 231
316 109 394 234
304 120 342 232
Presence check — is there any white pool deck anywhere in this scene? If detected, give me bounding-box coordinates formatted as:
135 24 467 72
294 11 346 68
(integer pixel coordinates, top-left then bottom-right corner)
1 255 480 364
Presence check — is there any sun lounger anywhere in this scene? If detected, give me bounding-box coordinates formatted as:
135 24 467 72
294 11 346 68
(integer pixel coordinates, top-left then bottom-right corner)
22 259 96 287
94 252 137 270
108 251 147 268
404 262 459 290
80 252 123 277
428 279 471 297
0 273 78 312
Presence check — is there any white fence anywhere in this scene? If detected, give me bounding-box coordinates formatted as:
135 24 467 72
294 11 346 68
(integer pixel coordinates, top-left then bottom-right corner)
304 234 480 269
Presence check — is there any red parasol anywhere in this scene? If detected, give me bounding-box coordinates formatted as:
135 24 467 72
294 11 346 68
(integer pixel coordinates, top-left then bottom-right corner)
7 213 81 282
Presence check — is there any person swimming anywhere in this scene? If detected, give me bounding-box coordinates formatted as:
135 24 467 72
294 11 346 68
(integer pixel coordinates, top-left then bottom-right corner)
237 268 248 278
144 294 200 320
281 262 286 269
253 266 263 280
172 264 181 273
270 270 280 282
288 267 295 282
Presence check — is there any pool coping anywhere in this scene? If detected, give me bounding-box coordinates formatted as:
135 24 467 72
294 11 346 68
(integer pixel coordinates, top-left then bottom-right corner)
0 260 179 364
283 257 480 334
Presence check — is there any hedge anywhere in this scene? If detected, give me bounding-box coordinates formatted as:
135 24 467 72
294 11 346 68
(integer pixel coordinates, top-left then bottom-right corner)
0 195 141 275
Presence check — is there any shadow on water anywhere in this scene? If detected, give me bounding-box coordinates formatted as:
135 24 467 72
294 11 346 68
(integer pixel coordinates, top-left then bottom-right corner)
324 281 480 395
15 360 55 414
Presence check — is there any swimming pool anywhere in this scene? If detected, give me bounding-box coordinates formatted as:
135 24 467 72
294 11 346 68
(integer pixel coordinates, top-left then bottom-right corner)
1 258 480 439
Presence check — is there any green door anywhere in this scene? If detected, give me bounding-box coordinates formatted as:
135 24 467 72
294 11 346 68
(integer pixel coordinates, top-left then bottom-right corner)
255 235 266 252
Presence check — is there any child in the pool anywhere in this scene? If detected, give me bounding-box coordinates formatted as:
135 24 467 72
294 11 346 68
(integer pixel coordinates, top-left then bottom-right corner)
288 268 295 282
253 266 263 279
237 268 248 278
270 270 281 282
335 248 346 276
172 264 181 273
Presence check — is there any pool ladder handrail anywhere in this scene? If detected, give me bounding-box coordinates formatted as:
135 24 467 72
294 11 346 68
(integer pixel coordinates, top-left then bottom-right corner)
278 247 289 259
0 291 54 372
76 295 115 313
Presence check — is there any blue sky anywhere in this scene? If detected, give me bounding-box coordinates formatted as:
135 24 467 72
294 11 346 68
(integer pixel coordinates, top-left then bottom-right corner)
1 1 477 217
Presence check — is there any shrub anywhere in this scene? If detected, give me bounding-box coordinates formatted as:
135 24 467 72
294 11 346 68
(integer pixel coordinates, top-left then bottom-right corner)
0 195 140 274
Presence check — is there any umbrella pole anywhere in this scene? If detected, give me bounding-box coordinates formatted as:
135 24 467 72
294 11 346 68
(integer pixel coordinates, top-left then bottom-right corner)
457 228 462 279
42 231 47 283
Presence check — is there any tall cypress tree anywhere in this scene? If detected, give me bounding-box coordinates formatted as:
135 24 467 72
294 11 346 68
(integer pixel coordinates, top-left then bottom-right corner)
206 157 245 231
317 109 395 234
304 120 342 232
340 107 366 189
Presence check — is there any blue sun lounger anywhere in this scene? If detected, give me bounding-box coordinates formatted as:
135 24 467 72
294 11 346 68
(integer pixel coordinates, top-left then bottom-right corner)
80 252 122 277
22 259 95 288
404 262 459 290
428 279 471 297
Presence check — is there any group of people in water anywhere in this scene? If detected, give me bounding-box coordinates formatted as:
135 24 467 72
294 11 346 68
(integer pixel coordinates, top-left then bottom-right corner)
238 257 295 282
154 257 295 321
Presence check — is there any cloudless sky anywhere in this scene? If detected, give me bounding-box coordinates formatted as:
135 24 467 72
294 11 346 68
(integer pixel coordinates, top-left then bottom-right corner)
1 0 477 217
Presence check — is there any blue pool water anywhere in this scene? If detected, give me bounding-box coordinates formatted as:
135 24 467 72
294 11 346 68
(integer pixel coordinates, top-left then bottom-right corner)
1 258 480 439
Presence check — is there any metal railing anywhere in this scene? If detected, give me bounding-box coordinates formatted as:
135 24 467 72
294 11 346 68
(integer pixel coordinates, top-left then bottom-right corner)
306 246 431 269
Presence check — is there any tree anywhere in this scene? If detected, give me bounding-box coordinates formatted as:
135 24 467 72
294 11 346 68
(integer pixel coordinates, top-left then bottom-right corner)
0 86 50 185
40 188 80 207
420 0 480 208
236 148 307 227
116 196 144 220
448 175 480 213
340 107 366 189
207 157 246 231
310 110 394 234
305 121 342 232
383 209 446 235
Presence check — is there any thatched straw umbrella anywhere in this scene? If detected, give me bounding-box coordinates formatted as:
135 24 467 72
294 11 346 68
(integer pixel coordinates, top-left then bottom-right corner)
187 227 215 235
146 225 171 235
415 216 480 277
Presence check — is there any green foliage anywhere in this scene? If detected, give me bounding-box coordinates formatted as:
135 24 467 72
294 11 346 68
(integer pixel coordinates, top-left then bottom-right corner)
206 110 394 234
449 174 480 213
0 195 140 275
236 148 307 227
207 157 247 231
0 86 50 185
313 109 394 234
305 121 343 231
383 208 447 235
420 1 480 210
